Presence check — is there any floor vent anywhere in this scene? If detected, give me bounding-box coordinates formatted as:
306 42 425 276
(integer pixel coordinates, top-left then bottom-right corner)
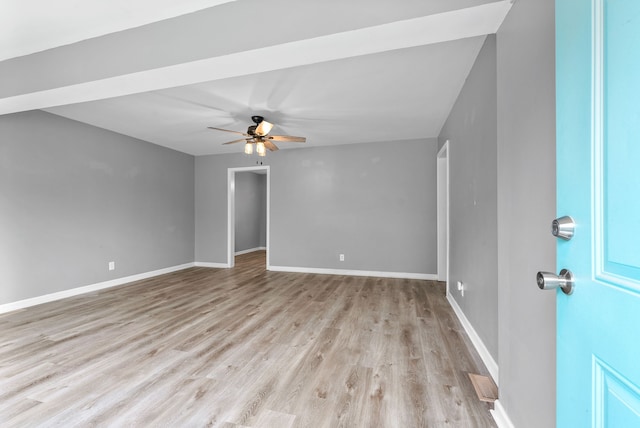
468 373 498 402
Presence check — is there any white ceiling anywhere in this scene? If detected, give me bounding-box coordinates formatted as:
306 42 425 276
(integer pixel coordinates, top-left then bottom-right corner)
0 0 236 61
1 0 512 156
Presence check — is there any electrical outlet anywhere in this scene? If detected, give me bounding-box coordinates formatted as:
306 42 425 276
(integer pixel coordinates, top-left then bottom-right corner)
108 261 115 271
457 281 464 297
339 254 345 262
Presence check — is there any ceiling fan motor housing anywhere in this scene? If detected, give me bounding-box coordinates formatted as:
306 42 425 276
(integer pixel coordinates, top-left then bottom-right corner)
247 115 265 135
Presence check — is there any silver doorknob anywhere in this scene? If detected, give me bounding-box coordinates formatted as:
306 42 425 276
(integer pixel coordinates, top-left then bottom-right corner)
536 269 574 295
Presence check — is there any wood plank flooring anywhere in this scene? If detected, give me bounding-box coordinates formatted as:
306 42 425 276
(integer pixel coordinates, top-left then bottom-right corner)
0 251 496 427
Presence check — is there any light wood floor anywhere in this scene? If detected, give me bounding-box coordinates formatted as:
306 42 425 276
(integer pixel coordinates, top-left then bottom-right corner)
0 251 496 427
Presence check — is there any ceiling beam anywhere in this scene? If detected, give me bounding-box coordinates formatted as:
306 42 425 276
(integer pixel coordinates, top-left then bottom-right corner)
0 1 511 115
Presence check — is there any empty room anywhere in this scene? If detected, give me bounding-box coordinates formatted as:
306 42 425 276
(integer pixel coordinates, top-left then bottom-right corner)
3 0 639 427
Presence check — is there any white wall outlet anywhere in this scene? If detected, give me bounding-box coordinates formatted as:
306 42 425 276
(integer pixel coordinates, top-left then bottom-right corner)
339 254 345 262
457 280 464 297
108 261 115 271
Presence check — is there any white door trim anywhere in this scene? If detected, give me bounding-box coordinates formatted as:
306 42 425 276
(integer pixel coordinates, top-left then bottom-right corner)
437 140 450 288
227 166 270 269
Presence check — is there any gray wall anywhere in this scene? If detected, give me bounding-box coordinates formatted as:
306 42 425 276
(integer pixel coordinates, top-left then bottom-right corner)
196 139 437 274
496 0 556 426
234 171 266 252
0 110 195 305
439 35 498 361
438 2 556 424
257 174 267 248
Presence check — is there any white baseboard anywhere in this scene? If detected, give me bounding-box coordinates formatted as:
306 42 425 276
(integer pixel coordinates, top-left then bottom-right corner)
0 263 195 314
234 247 266 256
490 400 515 428
446 293 499 385
194 261 229 268
268 265 437 280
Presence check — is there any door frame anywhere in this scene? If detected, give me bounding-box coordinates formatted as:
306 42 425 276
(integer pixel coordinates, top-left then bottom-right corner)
227 165 270 268
437 140 450 287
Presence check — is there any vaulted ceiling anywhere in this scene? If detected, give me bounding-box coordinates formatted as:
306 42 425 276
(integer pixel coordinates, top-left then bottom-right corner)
1 0 511 155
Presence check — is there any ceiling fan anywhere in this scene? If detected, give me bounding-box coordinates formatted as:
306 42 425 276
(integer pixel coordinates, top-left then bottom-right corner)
208 115 306 156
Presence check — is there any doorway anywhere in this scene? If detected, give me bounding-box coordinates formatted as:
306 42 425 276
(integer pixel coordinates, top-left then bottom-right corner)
227 166 270 269
437 141 449 287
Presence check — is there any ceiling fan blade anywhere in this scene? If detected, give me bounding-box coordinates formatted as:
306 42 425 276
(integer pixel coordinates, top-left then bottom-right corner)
255 120 274 136
223 138 249 145
264 141 279 151
208 126 250 137
267 135 306 143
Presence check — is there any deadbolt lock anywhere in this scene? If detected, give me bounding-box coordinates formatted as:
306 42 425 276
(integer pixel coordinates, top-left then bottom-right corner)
552 216 575 240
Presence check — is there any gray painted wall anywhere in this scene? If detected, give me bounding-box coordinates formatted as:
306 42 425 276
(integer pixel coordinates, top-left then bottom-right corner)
439 35 498 361
196 139 437 274
234 171 266 252
258 174 267 248
496 0 556 426
0 110 195 305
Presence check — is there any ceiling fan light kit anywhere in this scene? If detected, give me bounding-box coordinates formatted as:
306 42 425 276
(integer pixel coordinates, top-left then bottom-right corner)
208 115 306 156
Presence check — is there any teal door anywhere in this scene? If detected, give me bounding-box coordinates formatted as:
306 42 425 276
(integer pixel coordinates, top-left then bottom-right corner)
556 0 640 426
